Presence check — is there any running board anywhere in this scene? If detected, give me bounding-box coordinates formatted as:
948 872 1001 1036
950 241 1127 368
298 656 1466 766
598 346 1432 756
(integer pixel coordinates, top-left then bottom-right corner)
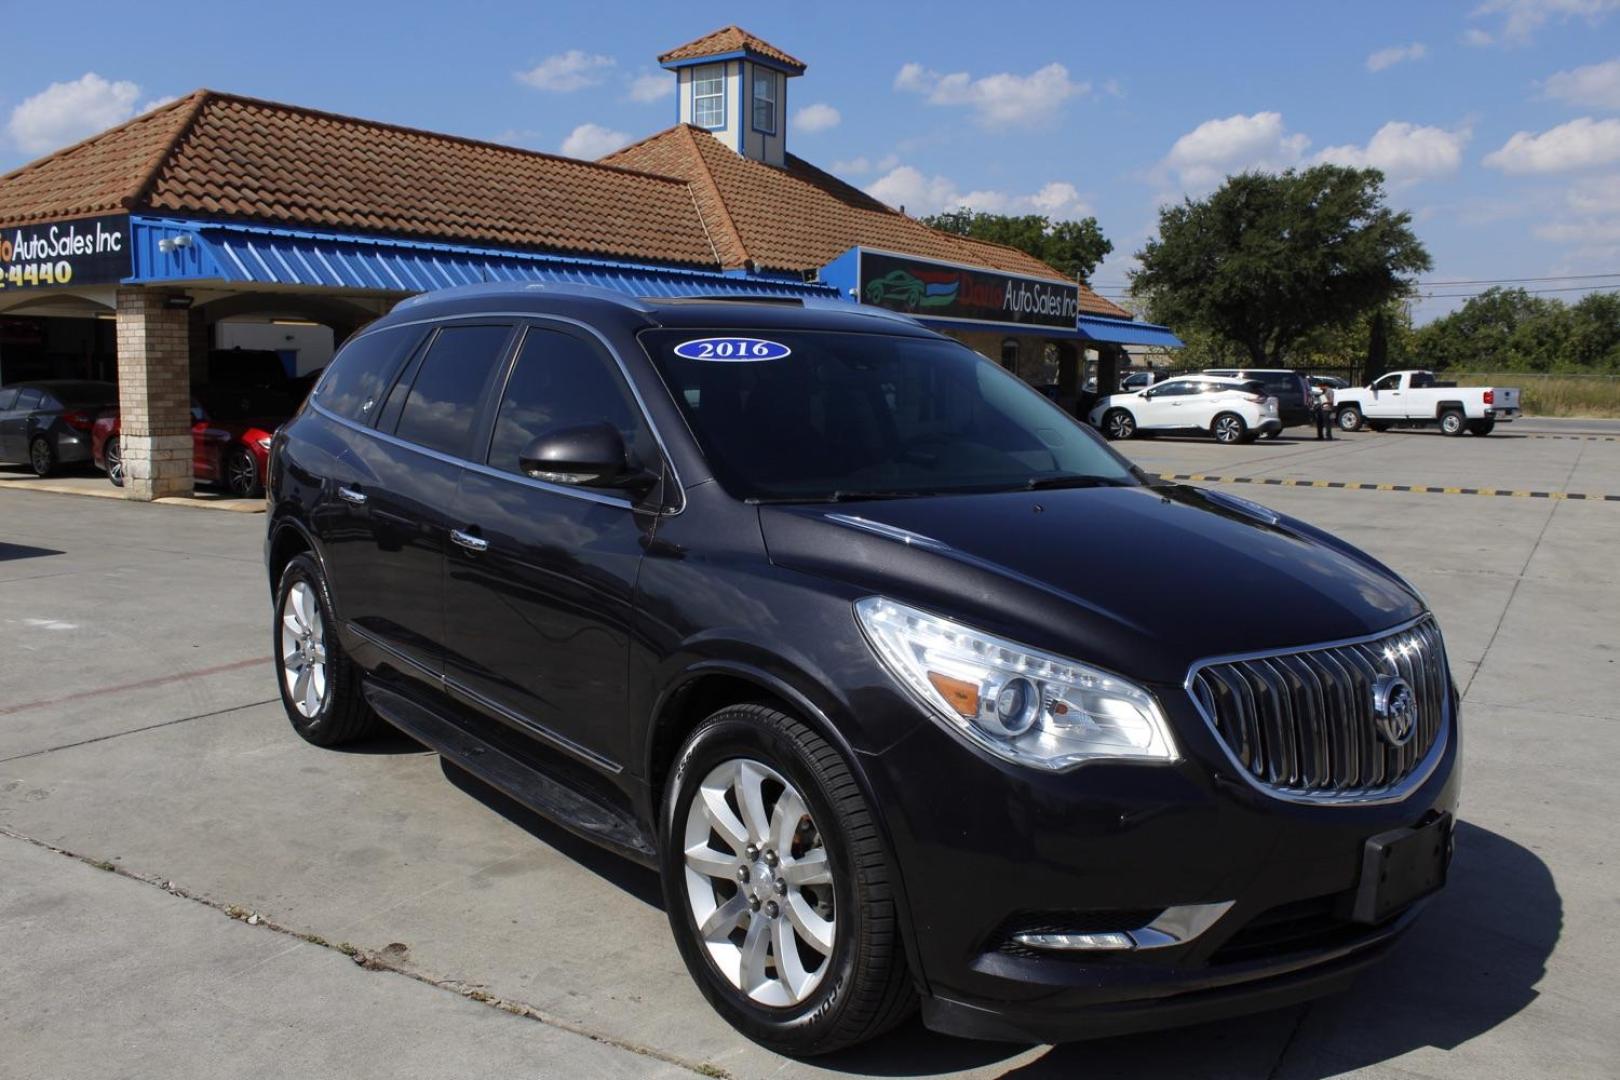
362 680 657 867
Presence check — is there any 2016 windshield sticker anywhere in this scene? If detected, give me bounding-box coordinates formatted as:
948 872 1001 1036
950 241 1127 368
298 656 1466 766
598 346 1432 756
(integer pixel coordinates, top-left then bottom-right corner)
673 337 791 361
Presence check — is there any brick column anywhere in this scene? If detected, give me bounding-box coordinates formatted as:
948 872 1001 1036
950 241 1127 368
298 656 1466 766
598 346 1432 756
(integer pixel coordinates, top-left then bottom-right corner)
115 287 194 500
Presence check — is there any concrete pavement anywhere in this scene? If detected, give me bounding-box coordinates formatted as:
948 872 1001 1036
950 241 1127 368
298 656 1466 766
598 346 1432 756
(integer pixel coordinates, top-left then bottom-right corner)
2 424 1617 1078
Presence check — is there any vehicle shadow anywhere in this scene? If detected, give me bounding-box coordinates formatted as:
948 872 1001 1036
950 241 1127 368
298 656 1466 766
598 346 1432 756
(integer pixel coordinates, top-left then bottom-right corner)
440 759 664 908
816 821 1557 1078
0 542 64 562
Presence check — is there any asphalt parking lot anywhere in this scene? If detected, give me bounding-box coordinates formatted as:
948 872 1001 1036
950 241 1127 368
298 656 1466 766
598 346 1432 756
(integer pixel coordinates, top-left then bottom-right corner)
3 418 1617 1079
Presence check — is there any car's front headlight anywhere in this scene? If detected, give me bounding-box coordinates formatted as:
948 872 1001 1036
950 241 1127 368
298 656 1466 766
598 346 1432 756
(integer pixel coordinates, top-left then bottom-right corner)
855 597 1178 771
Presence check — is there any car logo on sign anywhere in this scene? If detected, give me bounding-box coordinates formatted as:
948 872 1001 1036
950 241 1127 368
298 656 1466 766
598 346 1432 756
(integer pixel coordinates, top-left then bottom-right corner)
1372 674 1417 747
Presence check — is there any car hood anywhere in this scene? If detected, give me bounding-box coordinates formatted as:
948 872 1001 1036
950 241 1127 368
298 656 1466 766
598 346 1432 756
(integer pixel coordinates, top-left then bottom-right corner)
758 484 1423 685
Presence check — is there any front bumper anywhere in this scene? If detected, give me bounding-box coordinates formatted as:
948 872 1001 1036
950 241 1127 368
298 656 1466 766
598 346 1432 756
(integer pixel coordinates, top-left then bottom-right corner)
862 681 1461 1042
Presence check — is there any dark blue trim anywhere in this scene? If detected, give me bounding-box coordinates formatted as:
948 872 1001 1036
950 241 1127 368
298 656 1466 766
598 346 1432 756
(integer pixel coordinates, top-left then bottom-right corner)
1076 315 1184 348
661 49 803 76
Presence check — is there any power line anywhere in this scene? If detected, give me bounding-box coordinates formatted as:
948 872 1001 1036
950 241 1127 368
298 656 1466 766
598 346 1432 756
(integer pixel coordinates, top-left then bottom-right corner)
1089 270 1620 292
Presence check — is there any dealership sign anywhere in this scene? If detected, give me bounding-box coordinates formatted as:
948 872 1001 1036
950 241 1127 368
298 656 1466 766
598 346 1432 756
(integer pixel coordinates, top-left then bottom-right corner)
0 215 131 291
856 248 1079 330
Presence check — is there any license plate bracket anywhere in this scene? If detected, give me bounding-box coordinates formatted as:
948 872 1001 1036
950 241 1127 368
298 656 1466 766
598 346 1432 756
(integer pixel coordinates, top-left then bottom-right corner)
1351 815 1450 924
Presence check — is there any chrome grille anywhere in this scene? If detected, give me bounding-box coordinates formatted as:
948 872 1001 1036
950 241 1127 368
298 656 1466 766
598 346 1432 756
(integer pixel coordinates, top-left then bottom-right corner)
1188 618 1448 802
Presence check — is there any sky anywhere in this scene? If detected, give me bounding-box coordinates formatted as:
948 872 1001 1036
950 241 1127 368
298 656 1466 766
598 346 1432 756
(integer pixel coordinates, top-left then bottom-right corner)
3 0 1620 322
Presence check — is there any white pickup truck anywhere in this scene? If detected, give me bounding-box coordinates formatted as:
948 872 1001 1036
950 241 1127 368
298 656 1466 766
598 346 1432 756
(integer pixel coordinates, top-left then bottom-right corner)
1334 370 1521 436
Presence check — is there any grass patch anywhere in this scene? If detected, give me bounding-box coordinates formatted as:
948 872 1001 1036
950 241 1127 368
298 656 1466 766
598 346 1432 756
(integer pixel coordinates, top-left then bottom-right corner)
1446 372 1620 418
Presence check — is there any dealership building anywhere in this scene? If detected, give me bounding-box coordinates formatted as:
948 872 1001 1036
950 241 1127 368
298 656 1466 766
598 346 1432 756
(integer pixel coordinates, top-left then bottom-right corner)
0 25 1179 500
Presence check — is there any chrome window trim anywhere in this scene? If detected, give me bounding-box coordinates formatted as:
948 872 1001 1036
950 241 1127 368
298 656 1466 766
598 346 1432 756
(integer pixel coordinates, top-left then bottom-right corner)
1182 613 1451 807
324 310 688 515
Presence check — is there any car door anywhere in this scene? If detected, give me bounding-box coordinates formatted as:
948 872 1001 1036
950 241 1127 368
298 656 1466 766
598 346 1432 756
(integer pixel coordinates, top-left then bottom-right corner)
4 388 43 458
1364 373 1404 419
1181 381 1224 429
0 387 23 460
316 320 515 686
1136 380 1193 429
441 322 661 770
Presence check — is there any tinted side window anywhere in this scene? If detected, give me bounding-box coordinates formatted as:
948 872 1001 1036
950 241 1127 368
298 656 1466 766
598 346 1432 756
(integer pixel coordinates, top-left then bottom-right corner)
14 389 42 411
0 389 17 410
1256 374 1297 395
314 328 416 423
394 324 512 458
1151 381 1195 397
487 328 651 476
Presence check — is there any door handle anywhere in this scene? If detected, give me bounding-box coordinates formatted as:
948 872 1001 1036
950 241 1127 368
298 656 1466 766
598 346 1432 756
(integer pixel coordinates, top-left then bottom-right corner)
337 485 367 505
450 528 489 553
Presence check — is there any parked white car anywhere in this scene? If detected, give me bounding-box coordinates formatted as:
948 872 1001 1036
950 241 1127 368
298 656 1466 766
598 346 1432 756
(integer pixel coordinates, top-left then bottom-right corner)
1334 370 1521 436
1088 375 1281 444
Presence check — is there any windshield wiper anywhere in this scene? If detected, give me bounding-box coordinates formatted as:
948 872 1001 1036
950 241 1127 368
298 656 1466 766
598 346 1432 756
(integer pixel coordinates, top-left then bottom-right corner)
1023 474 1133 491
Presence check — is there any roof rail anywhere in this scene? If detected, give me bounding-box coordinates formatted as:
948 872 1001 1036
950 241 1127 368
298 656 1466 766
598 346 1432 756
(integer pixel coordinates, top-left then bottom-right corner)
395 280 655 312
648 294 808 306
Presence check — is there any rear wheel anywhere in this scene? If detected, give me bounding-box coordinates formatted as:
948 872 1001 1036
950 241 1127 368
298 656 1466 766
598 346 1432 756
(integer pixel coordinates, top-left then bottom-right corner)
661 705 914 1056
1103 409 1136 440
1211 412 1249 444
1468 420 1496 436
224 446 263 498
28 436 57 478
104 436 125 487
1337 406 1364 432
1440 409 1466 437
274 553 381 746
1369 422 1391 433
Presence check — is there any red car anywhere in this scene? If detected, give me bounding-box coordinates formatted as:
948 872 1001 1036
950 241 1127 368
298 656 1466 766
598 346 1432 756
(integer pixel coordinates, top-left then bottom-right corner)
93 395 284 498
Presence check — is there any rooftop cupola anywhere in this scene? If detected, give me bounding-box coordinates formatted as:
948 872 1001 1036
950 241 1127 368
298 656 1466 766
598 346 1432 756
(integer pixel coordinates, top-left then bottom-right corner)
658 26 806 167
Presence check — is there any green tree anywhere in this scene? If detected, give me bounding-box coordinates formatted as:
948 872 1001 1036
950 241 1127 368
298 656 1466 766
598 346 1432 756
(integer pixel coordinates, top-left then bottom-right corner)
922 209 1113 281
1411 287 1578 372
1131 166 1431 366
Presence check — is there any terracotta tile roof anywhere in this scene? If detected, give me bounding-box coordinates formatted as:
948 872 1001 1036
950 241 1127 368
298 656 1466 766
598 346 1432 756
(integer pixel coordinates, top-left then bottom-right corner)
658 26 806 72
0 90 720 268
604 125 1130 317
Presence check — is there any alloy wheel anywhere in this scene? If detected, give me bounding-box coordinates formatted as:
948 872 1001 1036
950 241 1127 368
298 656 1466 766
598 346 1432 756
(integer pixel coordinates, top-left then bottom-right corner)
1106 411 1134 440
682 758 836 1008
1214 416 1243 443
105 438 124 486
29 439 51 476
228 451 258 496
280 581 329 718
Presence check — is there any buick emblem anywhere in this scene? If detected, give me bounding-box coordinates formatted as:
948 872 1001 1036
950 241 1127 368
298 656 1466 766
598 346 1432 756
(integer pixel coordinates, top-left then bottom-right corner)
1372 675 1417 747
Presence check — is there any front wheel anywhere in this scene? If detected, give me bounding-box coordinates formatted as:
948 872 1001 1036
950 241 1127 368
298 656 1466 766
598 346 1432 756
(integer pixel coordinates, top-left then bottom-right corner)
225 446 263 498
661 705 914 1056
1337 406 1364 432
28 436 56 478
104 436 125 487
1102 409 1136 440
1440 409 1466 436
1211 412 1249 444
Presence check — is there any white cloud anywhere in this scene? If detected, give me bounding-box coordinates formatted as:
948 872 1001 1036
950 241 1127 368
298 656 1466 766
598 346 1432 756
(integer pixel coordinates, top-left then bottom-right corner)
1534 218 1620 241
1468 0 1620 45
1483 116 1620 172
832 156 871 175
626 70 673 104
516 50 616 92
1158 111 1310 191
560 122 632 158
794 103 841 134
1542 57 1620 109
1367 42 1428 72
893 60 1087 127
1314 121 1471 183
866 165 1093 219
1568 173 1620 212
7 73 149 155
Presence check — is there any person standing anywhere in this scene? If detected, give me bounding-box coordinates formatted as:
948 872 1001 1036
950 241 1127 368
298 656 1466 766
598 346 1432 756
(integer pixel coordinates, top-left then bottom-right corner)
1315 383 1336 440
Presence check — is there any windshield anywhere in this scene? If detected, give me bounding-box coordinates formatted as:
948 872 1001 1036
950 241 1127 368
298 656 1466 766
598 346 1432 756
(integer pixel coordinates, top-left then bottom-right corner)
640 329 1137 502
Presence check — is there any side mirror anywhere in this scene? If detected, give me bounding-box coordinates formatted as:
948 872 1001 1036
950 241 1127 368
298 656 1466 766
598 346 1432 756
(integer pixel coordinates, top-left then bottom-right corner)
518 422 654 492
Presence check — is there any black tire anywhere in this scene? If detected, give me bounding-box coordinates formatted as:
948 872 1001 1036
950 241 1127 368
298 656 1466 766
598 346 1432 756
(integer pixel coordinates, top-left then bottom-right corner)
660 705 915 1056
1369 422 1391 433
1102 408 1136 440
273 553 381 746
28 436 56 478
225 446 264 498
1440 409 1466 437
104 436 125 488
1468 420 1495 436
1211 412 1248 445
1337 406 1364 432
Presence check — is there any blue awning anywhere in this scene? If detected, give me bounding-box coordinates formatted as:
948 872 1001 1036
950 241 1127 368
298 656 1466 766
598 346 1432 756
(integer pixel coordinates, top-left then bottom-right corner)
1077 315 1184 348
128 216 837 300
